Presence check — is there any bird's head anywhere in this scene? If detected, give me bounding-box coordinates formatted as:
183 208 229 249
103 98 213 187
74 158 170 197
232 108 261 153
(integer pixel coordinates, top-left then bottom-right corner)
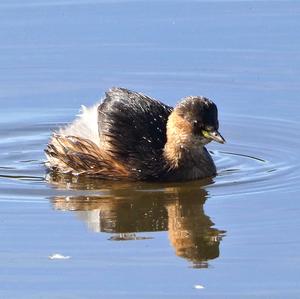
171 96 225 145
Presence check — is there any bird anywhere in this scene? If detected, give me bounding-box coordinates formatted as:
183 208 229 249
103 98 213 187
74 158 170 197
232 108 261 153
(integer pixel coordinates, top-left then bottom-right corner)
45 87 225 181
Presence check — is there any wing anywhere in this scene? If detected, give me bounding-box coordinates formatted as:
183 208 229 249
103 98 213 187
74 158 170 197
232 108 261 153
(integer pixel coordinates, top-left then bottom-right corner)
98 88 173 179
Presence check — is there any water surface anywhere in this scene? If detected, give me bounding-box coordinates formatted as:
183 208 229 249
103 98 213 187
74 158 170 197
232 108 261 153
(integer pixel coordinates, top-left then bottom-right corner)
1 1 300 298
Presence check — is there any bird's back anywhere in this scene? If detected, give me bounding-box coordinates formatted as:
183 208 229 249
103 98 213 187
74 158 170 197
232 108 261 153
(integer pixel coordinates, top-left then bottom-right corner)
98 88 173 179
45 88 173 180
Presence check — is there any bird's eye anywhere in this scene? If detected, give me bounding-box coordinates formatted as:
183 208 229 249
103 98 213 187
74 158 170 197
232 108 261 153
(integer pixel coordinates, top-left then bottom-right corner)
193 120 198 125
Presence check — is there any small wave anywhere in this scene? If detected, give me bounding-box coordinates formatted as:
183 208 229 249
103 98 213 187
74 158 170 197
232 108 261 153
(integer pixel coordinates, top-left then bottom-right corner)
0 113 299 197
209 114 300 195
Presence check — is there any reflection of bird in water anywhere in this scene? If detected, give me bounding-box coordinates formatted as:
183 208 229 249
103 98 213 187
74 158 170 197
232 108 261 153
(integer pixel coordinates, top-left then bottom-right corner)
165 196 222 268
50 177 225 268
45 87 225 181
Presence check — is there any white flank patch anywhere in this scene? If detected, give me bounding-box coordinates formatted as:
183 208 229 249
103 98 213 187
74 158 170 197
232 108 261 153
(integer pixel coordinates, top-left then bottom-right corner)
58 102 101 146
48 253 71 260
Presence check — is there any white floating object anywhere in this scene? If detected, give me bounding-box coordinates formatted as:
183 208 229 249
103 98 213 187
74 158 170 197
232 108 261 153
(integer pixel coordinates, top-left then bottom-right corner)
194 284 205 289
48 253 71 260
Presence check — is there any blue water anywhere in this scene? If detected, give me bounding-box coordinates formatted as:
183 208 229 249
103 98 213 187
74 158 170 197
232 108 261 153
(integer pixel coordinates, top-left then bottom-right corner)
1 1 300 298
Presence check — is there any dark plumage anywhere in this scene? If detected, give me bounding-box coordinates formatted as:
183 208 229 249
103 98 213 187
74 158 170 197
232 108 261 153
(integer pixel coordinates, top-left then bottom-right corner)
45 87 225 181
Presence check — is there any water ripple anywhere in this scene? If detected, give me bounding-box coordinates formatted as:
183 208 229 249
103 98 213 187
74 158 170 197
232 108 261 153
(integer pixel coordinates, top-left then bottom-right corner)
0 112 299 198
210 114 300 195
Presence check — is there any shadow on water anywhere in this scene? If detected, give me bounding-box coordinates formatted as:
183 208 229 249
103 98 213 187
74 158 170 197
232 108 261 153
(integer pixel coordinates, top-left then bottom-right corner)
48 174 225 268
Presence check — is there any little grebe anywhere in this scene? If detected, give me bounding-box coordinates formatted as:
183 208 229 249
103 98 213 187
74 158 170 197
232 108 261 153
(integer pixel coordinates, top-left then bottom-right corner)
45 87 225 181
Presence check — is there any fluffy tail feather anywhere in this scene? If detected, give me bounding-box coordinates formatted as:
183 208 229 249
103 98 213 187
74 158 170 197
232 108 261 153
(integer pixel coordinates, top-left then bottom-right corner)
45 134 130 179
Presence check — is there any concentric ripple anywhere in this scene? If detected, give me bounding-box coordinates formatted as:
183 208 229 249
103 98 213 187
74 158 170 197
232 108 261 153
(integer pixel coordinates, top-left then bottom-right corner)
0 110 299 198
210 114 300 196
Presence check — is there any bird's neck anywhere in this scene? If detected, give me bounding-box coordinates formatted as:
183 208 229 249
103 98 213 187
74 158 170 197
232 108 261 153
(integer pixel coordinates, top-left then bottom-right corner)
164 112 203 168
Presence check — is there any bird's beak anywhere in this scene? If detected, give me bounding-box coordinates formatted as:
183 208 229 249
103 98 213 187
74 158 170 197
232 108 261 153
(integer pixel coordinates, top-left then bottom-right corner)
202 130 226 144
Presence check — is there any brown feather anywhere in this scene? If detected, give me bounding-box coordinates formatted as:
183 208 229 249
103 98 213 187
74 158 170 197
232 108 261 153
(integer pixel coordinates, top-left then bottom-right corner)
45 134 130 179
